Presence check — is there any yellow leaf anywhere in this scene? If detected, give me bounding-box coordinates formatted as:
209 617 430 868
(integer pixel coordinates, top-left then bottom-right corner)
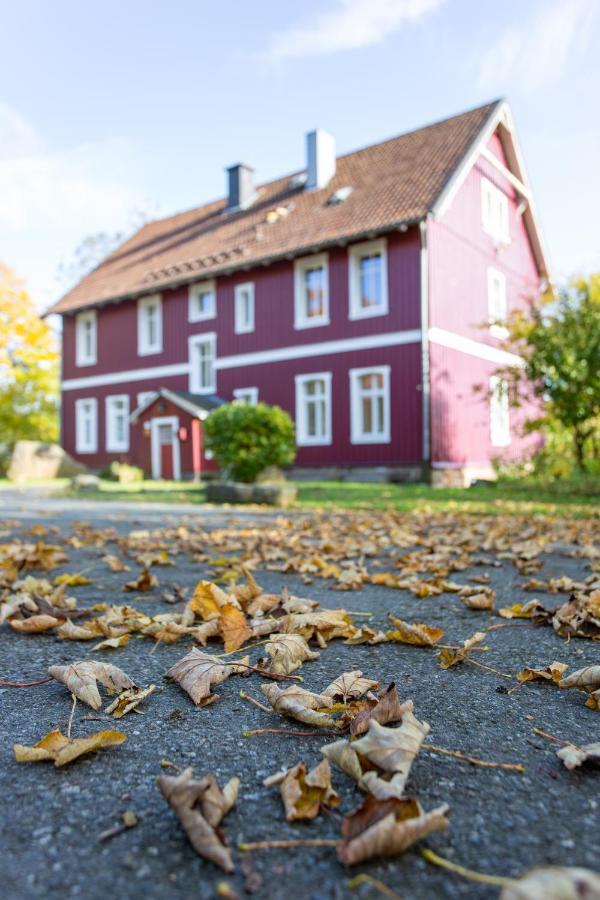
14 728 126 766
386 616 444 647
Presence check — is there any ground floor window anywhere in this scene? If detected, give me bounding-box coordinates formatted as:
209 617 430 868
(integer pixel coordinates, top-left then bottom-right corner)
489 375 511 446
75 397 98 453
349 365 391 444
295 372 332 445
233 387 258 404
105 395 130 452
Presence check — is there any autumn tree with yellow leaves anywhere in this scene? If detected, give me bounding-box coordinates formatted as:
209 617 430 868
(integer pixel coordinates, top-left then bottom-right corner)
0 264 59 445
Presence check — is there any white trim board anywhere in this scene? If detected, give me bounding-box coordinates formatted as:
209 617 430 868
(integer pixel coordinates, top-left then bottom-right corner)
428 327 523 366
62 362 189 391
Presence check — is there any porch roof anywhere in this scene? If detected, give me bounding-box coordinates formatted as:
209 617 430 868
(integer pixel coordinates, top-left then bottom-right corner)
129 387 224 422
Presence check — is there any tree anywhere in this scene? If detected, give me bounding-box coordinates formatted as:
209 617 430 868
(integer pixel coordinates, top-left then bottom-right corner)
204 402 296 483
57 211 148 290
0 264 59 444
499 275 600 471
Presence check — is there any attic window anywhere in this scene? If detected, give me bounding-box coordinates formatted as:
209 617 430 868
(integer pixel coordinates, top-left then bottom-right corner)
327 186 353 205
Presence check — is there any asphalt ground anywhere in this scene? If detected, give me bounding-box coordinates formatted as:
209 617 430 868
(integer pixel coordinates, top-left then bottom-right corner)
1 500 598 900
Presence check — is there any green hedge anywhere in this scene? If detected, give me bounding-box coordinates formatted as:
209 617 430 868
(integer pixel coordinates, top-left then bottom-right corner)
204 402 295 483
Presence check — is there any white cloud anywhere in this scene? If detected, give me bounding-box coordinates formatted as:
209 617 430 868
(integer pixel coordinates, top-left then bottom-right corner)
477 0 597 92
0 103 152 310
267 0 445 60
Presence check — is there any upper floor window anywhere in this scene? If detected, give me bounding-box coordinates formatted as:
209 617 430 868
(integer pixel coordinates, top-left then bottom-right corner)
490 376 511 447
481 177 509 244
189 333 216 394
295 373 332 446
349 365 391 444
349 239 388 320
233 387 258 404
75 397 97 454
75 310 97 367
294 254 329 329
137 295 162 356
105 395 130 452
487 267 508 338
136 391 158 410
189 280 216 322
234 283 255 334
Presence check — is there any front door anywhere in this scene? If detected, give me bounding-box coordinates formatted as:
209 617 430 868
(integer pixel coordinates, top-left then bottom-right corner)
150 416 181 480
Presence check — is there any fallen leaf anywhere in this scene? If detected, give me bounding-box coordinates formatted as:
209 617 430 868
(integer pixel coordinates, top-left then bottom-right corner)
189 580 232 621
48 660 135 709
322 671 380 702
219 604 253 653
157 767 239 872
556 742 600 770
103 554 130 572
54 572 91 586
338 794 449 865
499 866 600 899
262 683 339 729
264 758 339 821
559 666 600 693
166 648 247 707
14 728 126 766
9 614 63 633
105 684 156 718
437 631 486 669
461 592 495 611
258 634 320 675
347 684 413 736
386 615 444 646
56 618 104 640
123 568 158 592
92 634 132 651
499 600 545 619
516 662 567 685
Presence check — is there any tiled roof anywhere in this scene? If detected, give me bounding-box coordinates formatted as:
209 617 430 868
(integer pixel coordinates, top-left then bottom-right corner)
48 101 500 315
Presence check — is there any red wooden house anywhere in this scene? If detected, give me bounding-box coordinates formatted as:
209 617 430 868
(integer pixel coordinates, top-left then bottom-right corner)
48 99 549 485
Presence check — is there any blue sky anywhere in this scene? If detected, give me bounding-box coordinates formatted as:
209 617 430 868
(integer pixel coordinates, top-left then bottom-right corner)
1 0 599 310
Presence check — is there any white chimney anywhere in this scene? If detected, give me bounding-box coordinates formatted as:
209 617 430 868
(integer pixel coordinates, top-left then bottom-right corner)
306 129 336 190
226 163 256 210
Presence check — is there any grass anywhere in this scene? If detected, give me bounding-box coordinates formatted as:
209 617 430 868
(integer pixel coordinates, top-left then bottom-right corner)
6 474 588 518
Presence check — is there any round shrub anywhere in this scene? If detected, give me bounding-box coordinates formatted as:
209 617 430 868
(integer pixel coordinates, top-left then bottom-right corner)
204 402 296 483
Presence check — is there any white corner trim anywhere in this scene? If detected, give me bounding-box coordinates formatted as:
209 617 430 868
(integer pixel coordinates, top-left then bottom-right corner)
419 220 430 463
62 362 189 391
428 327 523 366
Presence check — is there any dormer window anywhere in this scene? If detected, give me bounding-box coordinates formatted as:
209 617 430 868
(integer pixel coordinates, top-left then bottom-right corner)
75 310 97 367
189 280 216 322
481 177 510 244
294 254 329 329
137 295 162 356
349 238 388 320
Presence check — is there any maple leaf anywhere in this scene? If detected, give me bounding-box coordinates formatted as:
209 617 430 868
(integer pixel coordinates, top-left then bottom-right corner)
219 604 253 653
386 615 444 647
9 614 64 633
279 609 356 646
499 600 546 620
48 660 135 709
166 648 247 706
559 666 600 693
261 683 339 729
346 684 413 736
190 580 232 620
92 634 132 651
322 671 380 702
556 742 600 770
157 767 239 872
437 631 486 669
338 794 449 865
344 626 389 645
499 867 600 899
258 634 320 675
264 759 339 821
56 619 104 640
14 728 126 766
123 568 158 592
553 595 600 640
516 662 567 685
105 684 156 718
461 592 495 611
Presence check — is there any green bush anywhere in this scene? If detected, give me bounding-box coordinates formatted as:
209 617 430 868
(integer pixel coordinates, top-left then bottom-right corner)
104 461 145 484
204 402 296 483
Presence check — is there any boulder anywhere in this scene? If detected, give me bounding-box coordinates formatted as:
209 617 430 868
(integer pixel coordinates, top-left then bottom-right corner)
7 441 88 483
71 474 101 491
205 480 297 507
252 482 297 507
205 482 255 504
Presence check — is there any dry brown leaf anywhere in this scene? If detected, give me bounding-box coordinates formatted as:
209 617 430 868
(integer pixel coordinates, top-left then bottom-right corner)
48 659 135 709
189 579 233 621
499 600 545 620
219 604 253 653
264 758 339 821
135 550 174 567
559 666 600 693
9 614 64 633
322 671 380 702
105 684 156 718
338 794 449 865
123 567 158 592
157 767 239 872
54 572 91 586
92 634 132 651
56 618 104 640
437 631 486 669
516 662 567 685
461 592 495 611
279 609 356 645
344 626 389 645
14 728 126 766
556 742 600 770
261 683 339 729
499 866 600 899
347 684 413 736
102 554 130 572
386 615 444 646
166 648 247 707
259 634 320 675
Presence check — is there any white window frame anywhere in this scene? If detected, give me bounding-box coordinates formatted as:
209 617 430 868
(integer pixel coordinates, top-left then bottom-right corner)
294 253 330 329
481 177 510 244
137 294 163 356
75 397 98 454
234 282 255 334
348 238 388 320
136 390 158 410
189 280 216 323
490 375 511 447
189 332 216 394
349 365 391 444
487 267 508 338
295 372 332 446
233 387 259 404
75 310 97 367
105 394 130 452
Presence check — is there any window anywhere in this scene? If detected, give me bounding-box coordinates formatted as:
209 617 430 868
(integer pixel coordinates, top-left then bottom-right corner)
137 295 162 355
234 283 255 334
294 254 329 328
487 267 508 337
481 177 509 244
105 395 130 452
349 366 391 443
233 387 258 404
189 333 216 394
75 310 97 366
490 376 511 447
349 239 388 320
136 391 158 410
189 280 216 322
295 373 332 445
75 398 97 454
